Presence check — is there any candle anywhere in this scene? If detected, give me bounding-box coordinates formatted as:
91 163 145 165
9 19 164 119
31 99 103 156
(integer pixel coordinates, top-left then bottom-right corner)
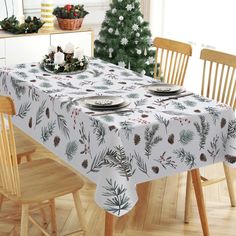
54 52 65 65
64 42 74 54
74 47 84 61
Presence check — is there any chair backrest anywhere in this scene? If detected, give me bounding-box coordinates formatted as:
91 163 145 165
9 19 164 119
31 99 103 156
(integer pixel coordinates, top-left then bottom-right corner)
200 49 236 111
153 37 192 86
0 96 21 197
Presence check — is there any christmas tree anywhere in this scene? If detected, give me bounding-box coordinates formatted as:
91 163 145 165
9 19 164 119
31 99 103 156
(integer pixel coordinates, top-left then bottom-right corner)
94 0 156 77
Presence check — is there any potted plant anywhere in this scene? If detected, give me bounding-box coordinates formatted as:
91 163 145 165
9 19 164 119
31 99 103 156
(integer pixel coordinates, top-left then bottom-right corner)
53 4 89 30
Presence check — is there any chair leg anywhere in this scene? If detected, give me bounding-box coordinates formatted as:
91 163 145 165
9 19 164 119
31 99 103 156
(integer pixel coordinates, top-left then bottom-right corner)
20 204 29 236
49 199 57 236
105 212 114 236
184 171 192 223
223 163 236 207
191 168 210 236
26 154 32 162
40 206 48 229
72 190 88 236
0 194 4 211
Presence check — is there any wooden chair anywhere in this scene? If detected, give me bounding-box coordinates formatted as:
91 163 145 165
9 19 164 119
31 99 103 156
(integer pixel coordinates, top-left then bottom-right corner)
0 96 87 236
184 48 236 223
153 37 192 86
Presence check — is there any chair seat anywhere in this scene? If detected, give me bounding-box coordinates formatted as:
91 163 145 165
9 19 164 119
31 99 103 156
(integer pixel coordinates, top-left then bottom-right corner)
1 159 84 203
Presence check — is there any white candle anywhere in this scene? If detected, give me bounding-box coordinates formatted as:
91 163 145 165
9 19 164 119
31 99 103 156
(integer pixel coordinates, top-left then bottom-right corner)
48 45 57 54
74 47 84 61
54 52 65 65
64 42 74 54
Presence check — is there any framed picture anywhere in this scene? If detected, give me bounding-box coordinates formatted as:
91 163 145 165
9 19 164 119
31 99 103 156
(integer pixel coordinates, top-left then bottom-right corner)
0 0 23 21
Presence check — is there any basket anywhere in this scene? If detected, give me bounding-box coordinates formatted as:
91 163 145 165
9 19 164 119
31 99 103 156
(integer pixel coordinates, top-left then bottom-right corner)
57 18 84 30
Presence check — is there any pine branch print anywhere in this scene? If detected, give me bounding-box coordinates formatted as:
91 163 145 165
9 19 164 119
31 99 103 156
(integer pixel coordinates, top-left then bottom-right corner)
65 141 78 161
145 124 162 158
171 101 186 110
205 107 220 125
173 148 196 169
133 151 149 176
90 118 106 146
11 77 26 99
35 100 46 128
56 113 70 139
16 102 31 119
41 121 56 142
105 146 135 181
194 116 210 149
134 99 147 107
192 94 211 103
207 135 220 162
155 114 170 133
228 119 236 139
102 179 130 216
179 130 194 145
88 149 107 173
120 121 133 140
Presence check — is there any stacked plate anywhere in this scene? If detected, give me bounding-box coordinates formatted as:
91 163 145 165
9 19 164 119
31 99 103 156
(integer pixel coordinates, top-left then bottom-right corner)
80 96 130 111
146 83 184 96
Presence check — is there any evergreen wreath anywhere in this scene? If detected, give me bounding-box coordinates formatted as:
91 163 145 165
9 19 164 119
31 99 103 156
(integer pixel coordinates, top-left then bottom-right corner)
0 15 44 34
41 46 89 74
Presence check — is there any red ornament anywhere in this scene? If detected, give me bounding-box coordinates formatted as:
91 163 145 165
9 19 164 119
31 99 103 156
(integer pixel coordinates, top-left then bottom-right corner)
65 4 72 11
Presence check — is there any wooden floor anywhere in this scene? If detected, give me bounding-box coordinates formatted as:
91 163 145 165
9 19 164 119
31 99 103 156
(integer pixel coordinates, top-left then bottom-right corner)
1 128 236 236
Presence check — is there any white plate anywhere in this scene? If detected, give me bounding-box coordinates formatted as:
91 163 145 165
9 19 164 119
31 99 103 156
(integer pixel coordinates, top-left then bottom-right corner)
147 83 182 94
84 96 125 108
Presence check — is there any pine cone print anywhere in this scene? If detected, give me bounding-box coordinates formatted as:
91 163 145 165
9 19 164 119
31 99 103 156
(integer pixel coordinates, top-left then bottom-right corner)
54 136 60 147
221 118 226 128
152 166 159 174
82 160 88 169
145 94 152 98
28 117 32 128
134 134 141 145
30 79 36 83
46 108 50 119
146 106 155 109
168 134 175 144
109 125 116 131
225 155 236 164
200 153 207 162
141 114 148 118
194 109 201 113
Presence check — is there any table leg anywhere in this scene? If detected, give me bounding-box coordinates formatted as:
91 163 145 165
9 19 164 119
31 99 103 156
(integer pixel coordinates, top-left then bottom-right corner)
191 168 210 236
105 212 114 236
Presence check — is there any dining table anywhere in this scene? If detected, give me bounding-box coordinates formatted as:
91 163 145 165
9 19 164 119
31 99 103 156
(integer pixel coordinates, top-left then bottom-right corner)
0 58 235 236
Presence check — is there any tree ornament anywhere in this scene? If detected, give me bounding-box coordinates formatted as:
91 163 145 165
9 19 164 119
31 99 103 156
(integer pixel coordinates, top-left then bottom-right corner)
108 28 113 34
109 48 114 58
112 8 117 14
141 70 146 76
136 32 140 37
126 4 133 11
132 24 139 31
135 41 138 45
121 37 128 45
115 29 119 35
118 61 126 68
137 49 142 55
138 16 143 23
128 62 131 70
118 0 123 2
119 16 124 21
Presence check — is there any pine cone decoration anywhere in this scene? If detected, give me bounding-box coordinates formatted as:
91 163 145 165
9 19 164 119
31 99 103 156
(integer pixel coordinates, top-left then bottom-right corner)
168 134 175 144
134 134 141 145
28 117 32 128
141 114 148 118
54 136 61 147
109 125 116 131
200 153 207 162
82 160 88 169
46 108 50 119
194 109 201 113
152 166 159 174
221 118 226 128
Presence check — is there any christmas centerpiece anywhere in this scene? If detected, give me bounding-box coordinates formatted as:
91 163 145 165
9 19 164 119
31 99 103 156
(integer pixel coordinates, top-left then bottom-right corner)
94 0 158 77
53 4 89 30
41 43 89 74
0 16 44 34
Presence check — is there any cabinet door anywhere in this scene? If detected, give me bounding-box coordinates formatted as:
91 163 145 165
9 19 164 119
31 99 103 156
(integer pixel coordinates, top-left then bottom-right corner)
51 31 93 57
0 39 5 58
0 58 5 66
5 35 50 65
